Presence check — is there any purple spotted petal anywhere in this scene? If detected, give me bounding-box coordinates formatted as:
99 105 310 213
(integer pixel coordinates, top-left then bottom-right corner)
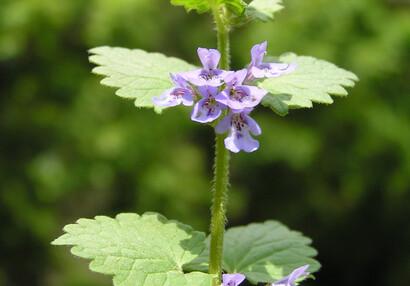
225 129 259 153
222 273 246 286
152 87 193 107
215 111 261 153
178 48 232 87
152 73 194 107
190 86 223 123
272 265 310 286
215 85 267 110
215 69 267 110
179 69 231 87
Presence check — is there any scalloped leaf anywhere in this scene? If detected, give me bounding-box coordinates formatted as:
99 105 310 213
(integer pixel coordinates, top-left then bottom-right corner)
170 0 211 13
184 220 320 285
52 213 213 286
89 46 196 113
246 0 284 22
258 53 359 116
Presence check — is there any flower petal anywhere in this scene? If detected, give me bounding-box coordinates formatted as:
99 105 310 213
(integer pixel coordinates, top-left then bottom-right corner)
238 132 260 153
182 69 226 87
198 85 218 98
178 69 202 82
223 85 267 110
197 48 210 71
221 112 261 153
272 265 310 286
181 90 194 106
250 41 267 67
215 114 233 134
265 61 297 77
208 49 221 71
152 87 182 107
224 135 241 153
234 69 248 85
171 72 187 87
190 98 202 119
225 69 248 86
253 62 297 78
244 114 262 136
190 98 221 123
288 265 309 282
214 89 230 105
197 48 220 72
250 66 266 78
222 273 246 286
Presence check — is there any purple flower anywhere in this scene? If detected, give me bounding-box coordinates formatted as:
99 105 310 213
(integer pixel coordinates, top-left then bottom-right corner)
191 86 225 123
272 265 310 286
179 48 231 87
215 109 261 153
245 41 297 83
214 69 268 110
222 273 246 286
152 73 194 107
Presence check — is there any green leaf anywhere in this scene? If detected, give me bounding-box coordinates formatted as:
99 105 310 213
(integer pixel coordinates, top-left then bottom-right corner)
261 93 291 116
184 220 320 285
89 46 196 113
170 0 211 14
52 213 214 286
246 0 284 22
170 0 247 15
219 0 247 16
257 53 359 115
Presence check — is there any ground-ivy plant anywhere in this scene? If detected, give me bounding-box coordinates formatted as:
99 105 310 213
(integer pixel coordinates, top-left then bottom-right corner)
53 0 358 285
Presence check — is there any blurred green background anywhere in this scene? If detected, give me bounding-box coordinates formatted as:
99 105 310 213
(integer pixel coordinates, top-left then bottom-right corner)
0 0 409 285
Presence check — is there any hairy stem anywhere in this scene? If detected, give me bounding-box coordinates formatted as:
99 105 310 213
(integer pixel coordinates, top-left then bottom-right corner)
209 4 230 285
213 5 230 70
209 132 230 285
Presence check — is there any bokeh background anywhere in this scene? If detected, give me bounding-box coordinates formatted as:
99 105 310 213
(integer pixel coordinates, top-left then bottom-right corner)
1 0 409 285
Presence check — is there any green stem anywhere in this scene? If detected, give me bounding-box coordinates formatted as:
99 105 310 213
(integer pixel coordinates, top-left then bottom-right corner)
209 132 230 285
212 5 230 70
209 4 230 285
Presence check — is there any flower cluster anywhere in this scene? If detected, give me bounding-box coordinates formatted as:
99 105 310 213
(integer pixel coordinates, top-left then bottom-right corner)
152 42 296 153
221 265 310 286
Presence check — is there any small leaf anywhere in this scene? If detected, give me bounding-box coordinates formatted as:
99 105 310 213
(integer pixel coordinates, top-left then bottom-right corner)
246 0 284 22
53 213 213 286
185 220 320 285
257 53 358 114
89 46 196 113
170 0 211 13
219 0 247 16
